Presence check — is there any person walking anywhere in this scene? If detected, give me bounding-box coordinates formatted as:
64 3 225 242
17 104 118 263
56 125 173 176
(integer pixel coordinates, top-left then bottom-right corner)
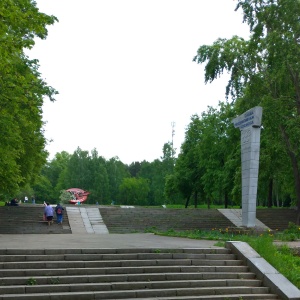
55 203 64 224
44 203 54 226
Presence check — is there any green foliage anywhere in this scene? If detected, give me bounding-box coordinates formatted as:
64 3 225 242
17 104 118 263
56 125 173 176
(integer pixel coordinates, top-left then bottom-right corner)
59 190 72 204
32 146 174 206
27 277 37 285
118 177 150 205
106 157 131 204
193 0 300 208
31 175 53 203
280 222 300 241
50 277 60 284
0 0 58 196
169 102 240 208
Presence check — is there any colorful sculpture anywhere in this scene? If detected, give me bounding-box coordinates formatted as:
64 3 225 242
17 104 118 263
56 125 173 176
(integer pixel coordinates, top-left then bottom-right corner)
66 188 90 204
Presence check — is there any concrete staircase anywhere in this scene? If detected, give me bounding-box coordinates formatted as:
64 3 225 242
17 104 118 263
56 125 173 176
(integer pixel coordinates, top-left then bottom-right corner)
99 207 235 233
0 247 280 299
0 205 71 234
256 209 298 231
0 206 298 235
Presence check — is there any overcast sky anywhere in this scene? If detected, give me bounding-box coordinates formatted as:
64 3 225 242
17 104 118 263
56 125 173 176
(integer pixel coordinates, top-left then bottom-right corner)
29 0 249 164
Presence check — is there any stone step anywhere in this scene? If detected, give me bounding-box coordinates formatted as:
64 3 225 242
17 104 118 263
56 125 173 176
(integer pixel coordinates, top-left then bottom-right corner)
0 287 274 299
99 207 235 233
0 278 265 293
0 266 252 277
256 209 298 231
0 272 257 285
0 247 280 300
0 206 71 234
0 252 237 262
0 206 298 235
0 248 231 255
134 296 278 300
0 262 249 272
0 295 280 300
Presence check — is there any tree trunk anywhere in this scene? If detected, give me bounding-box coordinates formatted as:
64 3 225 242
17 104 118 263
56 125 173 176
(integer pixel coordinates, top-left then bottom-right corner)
224 191 228 208
185 195 190 208
276 186 280 207
207 198 211 209
194 191 198 208
267 178 273 208
280 126 300 224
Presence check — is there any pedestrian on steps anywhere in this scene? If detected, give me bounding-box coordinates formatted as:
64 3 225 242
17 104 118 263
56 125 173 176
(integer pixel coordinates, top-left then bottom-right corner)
55 203 64 224
44 203 54 226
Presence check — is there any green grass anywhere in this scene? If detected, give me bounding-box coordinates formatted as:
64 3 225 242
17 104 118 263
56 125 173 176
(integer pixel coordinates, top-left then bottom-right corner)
145 204 286 209
144 204 242 209
148 223 300 289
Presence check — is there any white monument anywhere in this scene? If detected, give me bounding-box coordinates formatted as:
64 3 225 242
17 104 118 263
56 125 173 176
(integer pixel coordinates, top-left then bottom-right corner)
232 106 263 227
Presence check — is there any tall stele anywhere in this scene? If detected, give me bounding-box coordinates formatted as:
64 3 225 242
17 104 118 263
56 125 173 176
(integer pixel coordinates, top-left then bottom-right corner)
232 106 263 227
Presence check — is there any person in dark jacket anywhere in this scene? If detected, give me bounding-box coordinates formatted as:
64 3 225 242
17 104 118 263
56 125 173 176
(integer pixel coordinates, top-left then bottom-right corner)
10 198 19 206
55 203 64 224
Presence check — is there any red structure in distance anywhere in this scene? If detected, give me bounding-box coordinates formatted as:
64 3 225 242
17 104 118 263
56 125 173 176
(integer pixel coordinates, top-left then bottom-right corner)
66 188 90 204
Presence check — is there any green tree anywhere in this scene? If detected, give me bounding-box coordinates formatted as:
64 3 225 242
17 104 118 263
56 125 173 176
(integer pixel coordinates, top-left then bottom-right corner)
118 177 150 206
65 147 92 190
171 127 202 208
195 104 239 207
0 0 57 194
193 0 300 219
137 143 176 206
31 175 53 203
106 157 130 204
0 0 58 197
139 159 164 206
128 162 141 177
42 151 71 199
88 149 110 204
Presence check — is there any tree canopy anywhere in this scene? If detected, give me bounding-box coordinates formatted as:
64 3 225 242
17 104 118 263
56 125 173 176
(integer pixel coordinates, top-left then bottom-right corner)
0 0 58 197
193 0 300 215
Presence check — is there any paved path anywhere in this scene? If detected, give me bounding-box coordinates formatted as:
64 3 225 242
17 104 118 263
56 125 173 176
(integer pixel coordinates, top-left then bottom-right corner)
0 233 219 249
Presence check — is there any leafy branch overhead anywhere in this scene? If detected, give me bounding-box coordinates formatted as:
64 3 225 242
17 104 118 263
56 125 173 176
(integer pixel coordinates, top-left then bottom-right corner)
0 0 58 196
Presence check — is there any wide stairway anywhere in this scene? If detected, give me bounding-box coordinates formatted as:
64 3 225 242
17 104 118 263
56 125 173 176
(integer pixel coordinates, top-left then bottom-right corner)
100 207 235 233
0 205 299 234
0 247 280 299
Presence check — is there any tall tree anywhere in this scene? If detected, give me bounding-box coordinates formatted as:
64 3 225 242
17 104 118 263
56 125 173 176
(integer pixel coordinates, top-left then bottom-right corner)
106 157 130 204
193 0 300 219
171 121 203 208
88 149 110 204
118 177 150 206
43 151 71 196
0 0 58 197
65 147 92 190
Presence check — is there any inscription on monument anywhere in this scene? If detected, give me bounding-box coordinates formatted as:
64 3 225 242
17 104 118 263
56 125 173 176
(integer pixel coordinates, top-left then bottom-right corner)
233 111 254 129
